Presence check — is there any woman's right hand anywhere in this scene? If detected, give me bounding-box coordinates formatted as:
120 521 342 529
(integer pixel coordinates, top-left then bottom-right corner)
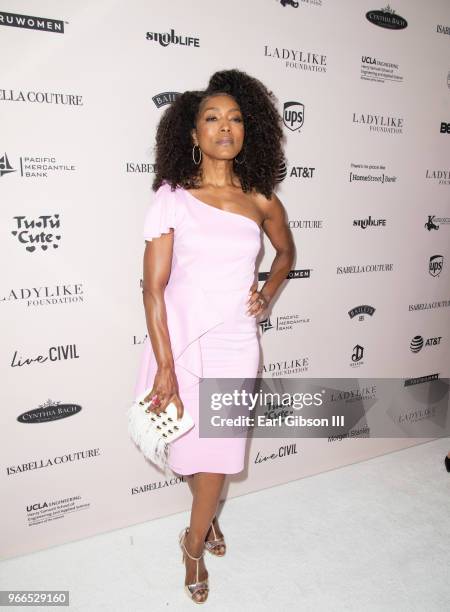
143 365 184 420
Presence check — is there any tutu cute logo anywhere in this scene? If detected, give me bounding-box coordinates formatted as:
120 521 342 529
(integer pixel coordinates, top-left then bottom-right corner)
11 214 62 253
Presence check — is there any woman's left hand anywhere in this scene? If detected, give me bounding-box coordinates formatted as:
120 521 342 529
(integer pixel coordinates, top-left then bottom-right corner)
246 282 269 317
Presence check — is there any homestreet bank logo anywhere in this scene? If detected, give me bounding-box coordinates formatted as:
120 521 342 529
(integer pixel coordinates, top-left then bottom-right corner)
349 162 397 184
146 28 200 47
366 5 408 30
0 11 65 33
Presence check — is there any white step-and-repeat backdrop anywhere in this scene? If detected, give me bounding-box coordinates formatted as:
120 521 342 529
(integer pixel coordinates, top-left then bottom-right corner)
1 0 449 560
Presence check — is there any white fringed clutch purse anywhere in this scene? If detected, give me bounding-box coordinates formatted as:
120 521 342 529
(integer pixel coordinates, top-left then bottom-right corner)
127 388 194 471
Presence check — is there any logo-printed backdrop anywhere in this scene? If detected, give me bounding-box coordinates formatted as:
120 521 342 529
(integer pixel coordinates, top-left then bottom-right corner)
1 0 449 559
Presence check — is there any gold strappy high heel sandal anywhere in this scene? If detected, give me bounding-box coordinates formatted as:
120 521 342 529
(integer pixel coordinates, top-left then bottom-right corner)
179 527 209 604
204 519 226 557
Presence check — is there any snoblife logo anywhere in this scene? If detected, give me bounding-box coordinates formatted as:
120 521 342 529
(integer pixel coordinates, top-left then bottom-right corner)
146 28 199 47
0 11 65 33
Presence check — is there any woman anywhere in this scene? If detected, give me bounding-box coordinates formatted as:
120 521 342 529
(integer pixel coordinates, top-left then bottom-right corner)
134 69 295 603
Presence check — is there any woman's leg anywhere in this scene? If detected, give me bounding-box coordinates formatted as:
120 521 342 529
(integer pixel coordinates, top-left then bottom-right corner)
186 474 225 552
182 472 225 602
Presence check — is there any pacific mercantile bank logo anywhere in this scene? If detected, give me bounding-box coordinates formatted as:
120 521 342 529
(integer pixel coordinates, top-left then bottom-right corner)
283 102 304 132
259 313 310 334
0 152 75 179
0 11 65 33
11 215 61 253
146 28 199 47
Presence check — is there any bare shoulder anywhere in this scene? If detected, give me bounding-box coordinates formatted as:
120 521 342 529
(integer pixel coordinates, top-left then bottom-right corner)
250 189 286 226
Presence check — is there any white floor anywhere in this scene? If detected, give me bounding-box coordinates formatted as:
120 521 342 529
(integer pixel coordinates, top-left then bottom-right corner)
2 438 450 612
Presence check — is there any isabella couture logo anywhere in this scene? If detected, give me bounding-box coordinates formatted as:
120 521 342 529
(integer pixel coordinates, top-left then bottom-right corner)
0 11 65 33
366 5 408 30
145 28 199 47
0 88 82 106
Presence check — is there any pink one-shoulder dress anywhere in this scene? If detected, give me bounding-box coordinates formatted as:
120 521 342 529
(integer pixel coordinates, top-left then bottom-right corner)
134 182 261 475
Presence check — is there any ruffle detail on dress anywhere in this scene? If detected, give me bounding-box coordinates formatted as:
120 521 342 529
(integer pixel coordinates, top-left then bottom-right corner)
134 280 224 399
143 182 177 241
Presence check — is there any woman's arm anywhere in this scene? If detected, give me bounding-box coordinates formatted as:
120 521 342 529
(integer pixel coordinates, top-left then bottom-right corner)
247 192 296 315
142 230 184 418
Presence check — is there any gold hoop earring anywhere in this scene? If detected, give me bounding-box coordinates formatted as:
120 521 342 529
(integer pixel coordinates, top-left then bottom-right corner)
192 144 202 165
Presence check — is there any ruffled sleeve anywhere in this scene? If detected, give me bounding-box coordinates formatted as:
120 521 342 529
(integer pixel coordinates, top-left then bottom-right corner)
143 182 177 241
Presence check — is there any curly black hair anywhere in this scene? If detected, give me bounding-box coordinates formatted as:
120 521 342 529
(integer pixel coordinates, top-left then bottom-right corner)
152 69 285 199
